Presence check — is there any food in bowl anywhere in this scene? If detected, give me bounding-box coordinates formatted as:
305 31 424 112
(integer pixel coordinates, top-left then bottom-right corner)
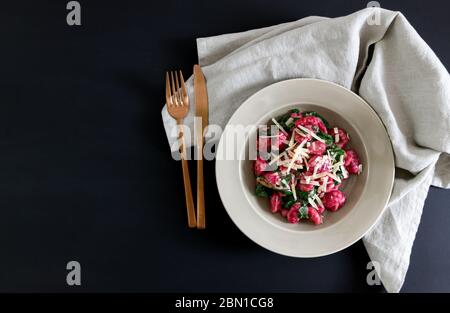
254 109 362 225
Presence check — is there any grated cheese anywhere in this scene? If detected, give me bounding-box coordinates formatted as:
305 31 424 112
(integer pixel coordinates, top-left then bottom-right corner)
286 145 304 173
321 176 329 193
303 156 309 171
298 139 308 149
288 132 295 147
308 197 318 210
327 172 342 183
332 161 344 170
285 117 294 126
341 166 349 179
297 125 325 143
291 164 303 170
300 180 320 186
310 172 329 179
314 194 324 208
291 183 297 201
271 118 288 135
269 152 287 165
281 179 290 189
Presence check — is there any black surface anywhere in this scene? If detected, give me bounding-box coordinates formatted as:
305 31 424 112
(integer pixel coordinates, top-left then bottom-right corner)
0 0 449 292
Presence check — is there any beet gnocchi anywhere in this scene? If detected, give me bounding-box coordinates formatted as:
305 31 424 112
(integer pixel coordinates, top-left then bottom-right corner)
254 109 362 225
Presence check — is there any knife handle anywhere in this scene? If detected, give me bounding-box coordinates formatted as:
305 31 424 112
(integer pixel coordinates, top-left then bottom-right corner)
197 128 206 229
178 121 197 228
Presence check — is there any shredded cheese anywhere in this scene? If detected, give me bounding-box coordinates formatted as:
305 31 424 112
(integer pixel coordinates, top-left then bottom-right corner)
281 179 290 189
288 132 295 147
300 180 320 186
286 145 303 173
310 172 329 179
291 183 297 201
314 194 324 208
271 118 288 135
269 152 286 165
291 164 303 170
298 139 308 149
297 125 325 143
308 197 318 210
303 156 309 171
341 164 348 178
327 172 342 183
321 176 329 193
285 117 294 127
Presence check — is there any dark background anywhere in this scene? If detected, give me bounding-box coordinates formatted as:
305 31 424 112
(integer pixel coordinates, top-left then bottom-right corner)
0 0 449 293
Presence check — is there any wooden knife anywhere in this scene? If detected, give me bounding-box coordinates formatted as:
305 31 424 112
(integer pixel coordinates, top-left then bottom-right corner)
193 65 208 229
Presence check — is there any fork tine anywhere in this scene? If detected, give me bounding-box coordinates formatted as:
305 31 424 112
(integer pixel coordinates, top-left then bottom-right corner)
174 71 182 105
170 71 178 106
165 71 172 106
180 70 187 99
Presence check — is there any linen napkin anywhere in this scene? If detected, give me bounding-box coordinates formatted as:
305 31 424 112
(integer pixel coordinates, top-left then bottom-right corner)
161 8 450 292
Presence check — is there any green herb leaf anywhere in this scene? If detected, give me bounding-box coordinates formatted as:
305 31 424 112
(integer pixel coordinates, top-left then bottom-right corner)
281 194 295 208
275 111 298 131
283 199 297 209
255 184 271 198
280 189 293 196
317 132 334 146
280 173 292 183
299 205 309 219
328 145 345 160
296 191 310 201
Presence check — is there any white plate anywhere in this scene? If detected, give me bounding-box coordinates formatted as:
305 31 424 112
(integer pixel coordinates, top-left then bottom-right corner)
215 79 394 257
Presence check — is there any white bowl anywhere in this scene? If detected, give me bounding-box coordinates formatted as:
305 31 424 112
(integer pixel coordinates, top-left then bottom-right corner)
216 79 395 257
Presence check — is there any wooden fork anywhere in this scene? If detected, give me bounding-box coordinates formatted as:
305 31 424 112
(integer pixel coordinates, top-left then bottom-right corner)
166 70 197 228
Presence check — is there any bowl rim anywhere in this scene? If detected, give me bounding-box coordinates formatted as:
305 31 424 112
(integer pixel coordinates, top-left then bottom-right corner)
215 78 395 258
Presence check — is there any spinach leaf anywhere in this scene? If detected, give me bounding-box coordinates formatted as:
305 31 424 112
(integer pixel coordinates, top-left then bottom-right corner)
281 194 295 208
299 205 309 219
317 132 334 146
275 111 297 131
328 145 345 160
336 172 345 184
280 189 293 196
255 184 271 198
283 199 297 209
296 191 310 201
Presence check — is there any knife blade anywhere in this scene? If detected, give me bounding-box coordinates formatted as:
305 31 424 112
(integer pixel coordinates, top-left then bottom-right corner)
194 64 208 229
